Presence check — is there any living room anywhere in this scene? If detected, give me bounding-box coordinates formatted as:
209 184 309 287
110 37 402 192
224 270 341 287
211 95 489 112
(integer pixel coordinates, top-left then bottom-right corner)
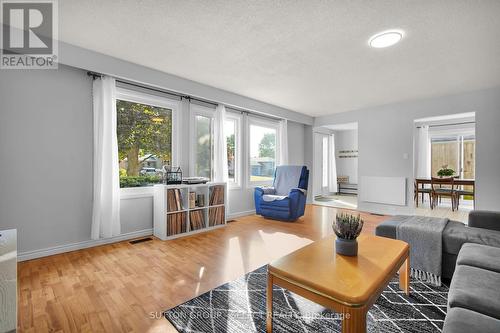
1 1 500 333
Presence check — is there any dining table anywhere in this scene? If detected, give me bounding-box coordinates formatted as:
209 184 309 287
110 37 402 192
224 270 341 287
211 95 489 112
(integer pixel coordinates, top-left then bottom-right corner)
414 178 475 208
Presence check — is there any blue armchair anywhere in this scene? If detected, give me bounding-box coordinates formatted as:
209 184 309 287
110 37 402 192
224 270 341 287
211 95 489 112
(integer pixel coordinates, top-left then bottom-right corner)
254 165 309 221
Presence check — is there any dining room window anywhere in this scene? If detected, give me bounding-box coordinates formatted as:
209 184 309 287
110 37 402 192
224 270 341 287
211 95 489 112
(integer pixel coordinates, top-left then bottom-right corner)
431 135 475 179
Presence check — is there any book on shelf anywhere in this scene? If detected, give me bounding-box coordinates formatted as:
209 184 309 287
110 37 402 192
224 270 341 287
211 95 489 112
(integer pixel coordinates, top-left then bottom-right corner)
189 209 205 231
209 206 225 226
209 186 224 206
167 189 183 212
167 212 186 236
189 192 196 209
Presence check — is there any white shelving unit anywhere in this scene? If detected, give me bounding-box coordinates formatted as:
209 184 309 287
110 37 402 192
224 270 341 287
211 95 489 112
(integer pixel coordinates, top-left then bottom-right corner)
153 182 227 240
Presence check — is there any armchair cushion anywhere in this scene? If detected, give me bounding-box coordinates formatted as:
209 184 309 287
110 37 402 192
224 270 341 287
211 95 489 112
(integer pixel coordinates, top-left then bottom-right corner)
262 194 287 202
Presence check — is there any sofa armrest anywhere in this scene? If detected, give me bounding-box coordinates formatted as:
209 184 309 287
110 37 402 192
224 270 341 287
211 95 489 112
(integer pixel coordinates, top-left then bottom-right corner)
468 210 500 232
255 186 275 196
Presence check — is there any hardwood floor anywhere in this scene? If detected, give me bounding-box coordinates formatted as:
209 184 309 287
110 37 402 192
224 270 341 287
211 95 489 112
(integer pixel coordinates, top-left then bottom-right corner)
17 205 388 333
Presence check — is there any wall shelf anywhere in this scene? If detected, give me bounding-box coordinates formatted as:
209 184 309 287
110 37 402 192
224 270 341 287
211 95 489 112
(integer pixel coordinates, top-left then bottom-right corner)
153 183 227 240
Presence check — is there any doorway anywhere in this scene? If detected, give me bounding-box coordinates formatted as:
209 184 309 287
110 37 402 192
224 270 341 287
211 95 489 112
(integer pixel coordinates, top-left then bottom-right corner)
413 112 475 223
313 123 358 210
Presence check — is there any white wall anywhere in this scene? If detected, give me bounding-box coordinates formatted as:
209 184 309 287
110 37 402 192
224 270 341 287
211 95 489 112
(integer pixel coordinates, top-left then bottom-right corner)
315 86 500 215
333 130 358 184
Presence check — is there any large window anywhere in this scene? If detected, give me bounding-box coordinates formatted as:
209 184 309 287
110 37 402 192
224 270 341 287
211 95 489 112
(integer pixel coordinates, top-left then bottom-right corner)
116 88 178 188
117 100 172 188
249 118 279 183
431 134 475 179
190 105 214 179
225 113 241 186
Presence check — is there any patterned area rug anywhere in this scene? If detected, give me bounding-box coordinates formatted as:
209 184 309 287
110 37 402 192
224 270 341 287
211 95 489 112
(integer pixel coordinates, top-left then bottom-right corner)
164 266 448 332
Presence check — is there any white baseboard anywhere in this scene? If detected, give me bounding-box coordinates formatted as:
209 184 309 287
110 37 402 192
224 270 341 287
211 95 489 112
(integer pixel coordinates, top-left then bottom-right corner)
18 209 257 261
227 210 256 219
17 228 153 262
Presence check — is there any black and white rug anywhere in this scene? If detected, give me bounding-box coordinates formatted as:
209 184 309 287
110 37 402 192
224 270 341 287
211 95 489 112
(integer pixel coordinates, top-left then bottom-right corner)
164 266 448 332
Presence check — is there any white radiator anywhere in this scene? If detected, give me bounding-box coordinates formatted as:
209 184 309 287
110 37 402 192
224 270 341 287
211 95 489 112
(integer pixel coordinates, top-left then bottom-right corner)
360 176 407 206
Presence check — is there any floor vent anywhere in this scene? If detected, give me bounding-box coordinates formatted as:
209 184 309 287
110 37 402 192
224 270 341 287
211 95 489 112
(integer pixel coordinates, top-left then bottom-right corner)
370 213 385 216
227 219 237 223
129 237 153 244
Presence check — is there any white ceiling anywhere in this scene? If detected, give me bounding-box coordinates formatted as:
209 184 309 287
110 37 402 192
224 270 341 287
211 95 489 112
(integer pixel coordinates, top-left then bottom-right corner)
59 1 500 117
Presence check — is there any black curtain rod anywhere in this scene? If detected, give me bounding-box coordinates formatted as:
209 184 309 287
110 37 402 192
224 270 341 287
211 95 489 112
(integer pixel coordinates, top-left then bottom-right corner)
86 71 215 106
86 71 283 121
416 121 475 129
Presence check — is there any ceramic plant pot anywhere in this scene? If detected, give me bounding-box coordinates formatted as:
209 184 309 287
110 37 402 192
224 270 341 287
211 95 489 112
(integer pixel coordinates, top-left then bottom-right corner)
335 238 358 256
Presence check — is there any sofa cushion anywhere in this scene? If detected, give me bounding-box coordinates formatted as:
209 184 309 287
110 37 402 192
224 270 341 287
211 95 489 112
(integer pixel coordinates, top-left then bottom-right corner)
443 307 500 333
457 243 500 273
442 221 500 255
448 265 500 319
375 216 411 239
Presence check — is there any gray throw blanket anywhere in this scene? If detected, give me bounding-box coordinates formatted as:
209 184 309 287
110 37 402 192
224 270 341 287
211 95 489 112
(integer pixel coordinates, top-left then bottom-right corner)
395 215 449 286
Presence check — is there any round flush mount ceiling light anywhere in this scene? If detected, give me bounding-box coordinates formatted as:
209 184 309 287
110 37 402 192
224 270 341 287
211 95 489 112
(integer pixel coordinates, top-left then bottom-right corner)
369 30 404 48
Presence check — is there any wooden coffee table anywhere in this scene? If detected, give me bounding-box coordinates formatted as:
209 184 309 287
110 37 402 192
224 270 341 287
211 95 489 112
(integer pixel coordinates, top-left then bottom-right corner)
267 234 409 333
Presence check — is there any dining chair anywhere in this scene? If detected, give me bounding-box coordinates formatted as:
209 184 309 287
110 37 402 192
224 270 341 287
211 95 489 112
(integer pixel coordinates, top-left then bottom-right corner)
456 185 474 210
431 177 458 211
414 180 431 207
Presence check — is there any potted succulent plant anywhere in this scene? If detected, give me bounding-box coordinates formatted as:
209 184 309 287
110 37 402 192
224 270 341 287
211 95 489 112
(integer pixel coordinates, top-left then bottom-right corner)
333 213 364 256
437 165 455 177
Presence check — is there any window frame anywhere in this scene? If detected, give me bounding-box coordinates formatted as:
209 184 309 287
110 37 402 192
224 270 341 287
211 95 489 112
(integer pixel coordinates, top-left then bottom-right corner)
115 87 180 195
189 103 215 179
225 112 242 189
246 116 281 187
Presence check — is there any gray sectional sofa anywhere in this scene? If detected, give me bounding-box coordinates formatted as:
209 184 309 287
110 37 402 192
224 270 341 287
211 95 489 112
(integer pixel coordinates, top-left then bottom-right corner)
443 243 500 332
375 210 500 278
375 210 500 333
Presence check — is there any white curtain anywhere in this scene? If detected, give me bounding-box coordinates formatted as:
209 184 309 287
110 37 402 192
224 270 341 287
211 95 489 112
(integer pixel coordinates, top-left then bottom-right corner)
279 119 289 165
328 134 338 193
91 76 121 240
416 126 431 178
213 104 228 182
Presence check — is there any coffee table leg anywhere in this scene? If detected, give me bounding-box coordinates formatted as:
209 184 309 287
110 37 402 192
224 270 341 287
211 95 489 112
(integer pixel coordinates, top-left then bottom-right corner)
342 307 367 333
267 272 273 332
399 254 410 295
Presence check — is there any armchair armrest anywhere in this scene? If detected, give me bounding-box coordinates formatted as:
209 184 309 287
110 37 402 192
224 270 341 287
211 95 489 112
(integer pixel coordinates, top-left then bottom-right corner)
289 188 307 196
255 186 275 196
468 210 500 232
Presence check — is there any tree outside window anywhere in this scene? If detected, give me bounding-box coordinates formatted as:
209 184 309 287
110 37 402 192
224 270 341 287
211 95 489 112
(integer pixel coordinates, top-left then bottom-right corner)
117 99 172 187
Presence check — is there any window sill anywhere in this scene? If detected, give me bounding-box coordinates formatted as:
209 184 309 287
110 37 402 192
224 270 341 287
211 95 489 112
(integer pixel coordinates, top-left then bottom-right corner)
248 182 273 188
120 186 155 199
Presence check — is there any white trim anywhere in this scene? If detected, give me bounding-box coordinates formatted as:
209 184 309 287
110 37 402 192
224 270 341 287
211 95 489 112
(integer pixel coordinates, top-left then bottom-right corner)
17 229 153 262
120 186 154 199
227 210 256 219
17 208 256 262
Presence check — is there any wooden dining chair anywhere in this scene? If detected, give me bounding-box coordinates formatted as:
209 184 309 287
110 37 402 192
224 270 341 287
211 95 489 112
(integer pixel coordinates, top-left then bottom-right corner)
456 186 474 210
431 177 458 211
414 180 431 207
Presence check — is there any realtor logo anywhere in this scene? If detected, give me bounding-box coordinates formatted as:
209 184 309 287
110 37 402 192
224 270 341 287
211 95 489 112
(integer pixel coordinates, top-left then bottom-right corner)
1 0 58 69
